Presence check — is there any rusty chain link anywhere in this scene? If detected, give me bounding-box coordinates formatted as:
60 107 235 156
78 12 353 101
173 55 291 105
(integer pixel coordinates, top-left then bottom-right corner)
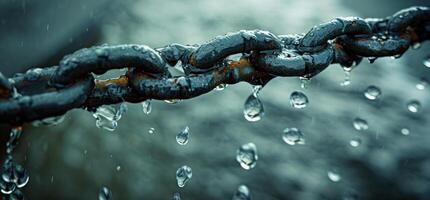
0 6 429 124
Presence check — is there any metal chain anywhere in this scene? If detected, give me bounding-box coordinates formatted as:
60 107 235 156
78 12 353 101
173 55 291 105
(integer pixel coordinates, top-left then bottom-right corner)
0 6 429 124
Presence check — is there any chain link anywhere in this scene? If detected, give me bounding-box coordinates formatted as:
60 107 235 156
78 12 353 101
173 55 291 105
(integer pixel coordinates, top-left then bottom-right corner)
0 6 428 124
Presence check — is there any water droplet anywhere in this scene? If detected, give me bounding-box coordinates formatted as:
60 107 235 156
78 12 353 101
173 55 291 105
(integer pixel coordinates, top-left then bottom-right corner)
243 92 264 122
299 77 311 89
6 127 22 154
368 57 377 63
290 91 308 109
390 54 402 59
327 170 341 182
95 48 108 58
340 70 351 86
232 185 251 200
116 165 121 171
282 128 305 145
416 77 428 90
148 127 156 134
32 115 65 127
164 99 180 104
172 192 181 200
412 42 421 49
353 118 368 131
423 57 430 68
142 100 152 114
364 85 381 100
407 100 421 113
401 128 410 136
92 104 127 131
98 186 112 200
215 84 228 91
176 165 192 187
349 138 361 147
176 126 190 145
236 143 258 170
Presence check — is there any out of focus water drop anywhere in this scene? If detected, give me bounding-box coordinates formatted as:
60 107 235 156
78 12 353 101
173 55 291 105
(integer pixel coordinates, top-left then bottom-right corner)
353 118 368 131
407 100 421 113
236 143 258 170
328 170 341 182
349 138 361 147
423 57 430 68
282 128 305 145
172 192 181 200
364 85 381 100
148 127 156 134
232 185 251 200
98 186 112 200
176 126 190 145
416 77 428 90
290 91 308 109
401 128 410 136
176 165 192 187
142 100 152 114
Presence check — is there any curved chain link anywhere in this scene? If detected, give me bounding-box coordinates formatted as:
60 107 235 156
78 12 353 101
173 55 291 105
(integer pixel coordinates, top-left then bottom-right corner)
0 6 428 124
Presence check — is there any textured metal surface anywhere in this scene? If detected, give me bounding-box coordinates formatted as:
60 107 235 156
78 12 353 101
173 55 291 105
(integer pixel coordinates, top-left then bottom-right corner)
0 6 428 124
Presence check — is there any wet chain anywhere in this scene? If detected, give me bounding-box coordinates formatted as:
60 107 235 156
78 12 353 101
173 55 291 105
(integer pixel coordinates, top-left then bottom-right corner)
0 6 429 124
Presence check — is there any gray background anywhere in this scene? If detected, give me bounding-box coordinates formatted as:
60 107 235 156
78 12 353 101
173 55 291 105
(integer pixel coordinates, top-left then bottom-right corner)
1 0 430 199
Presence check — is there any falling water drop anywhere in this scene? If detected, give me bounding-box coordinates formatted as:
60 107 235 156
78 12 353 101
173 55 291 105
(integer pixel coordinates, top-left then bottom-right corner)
290 91 308 109
364 85 381 100
243 91 264 122
353 118 368 131
299 77 311 89
423 57 430 68
282 128 305 145
116 165 121 171
340 67 351 86
98 186 112 200
232 185 251 200
142 100 152 114
401 128 410 136
148 127 156 134
327 170 342 182
176 126 190 145
93 104 127 131
416 77 428 90
176 165 192 187
172 192 181 200
236 143 258 170
349 138 362 147
407 100 421 113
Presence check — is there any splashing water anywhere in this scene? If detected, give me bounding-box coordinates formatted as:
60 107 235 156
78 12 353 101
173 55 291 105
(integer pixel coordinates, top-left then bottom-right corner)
236 143 258 170
176 165 192 187
232 185 251 200
290 91 309 109
282 128 305 145
176 126 190 145
93 103 127 131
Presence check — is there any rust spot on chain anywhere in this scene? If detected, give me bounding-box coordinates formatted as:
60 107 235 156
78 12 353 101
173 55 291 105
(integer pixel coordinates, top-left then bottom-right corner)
95 75 129 88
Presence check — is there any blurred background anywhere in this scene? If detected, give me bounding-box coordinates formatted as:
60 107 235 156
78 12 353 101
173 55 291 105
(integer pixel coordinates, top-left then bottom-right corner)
1 0 430 199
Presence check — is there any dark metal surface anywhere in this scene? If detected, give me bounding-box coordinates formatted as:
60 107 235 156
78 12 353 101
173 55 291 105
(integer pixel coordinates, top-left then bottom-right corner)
0 6 428 124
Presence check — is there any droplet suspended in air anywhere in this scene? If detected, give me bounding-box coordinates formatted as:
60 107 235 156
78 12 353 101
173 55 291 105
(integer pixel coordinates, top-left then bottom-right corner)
282 128 305 145
290 91 309 109
401 128 410 136
236 143 258 170
93 103 127 131
327 170 342 182
148 127 156 134
423 56 430 68
116 165 121 171
353 118 368 131
176 165 192 187
364 85 381 100
215 84 228 91
349 138 361 147
340 67 351 86
176 126 190 145
142 100 152 115
232 185 251 200
299 77 311 89
172 192 181 200
243 92 264 122
32 115 65 127
98 186 112 200
416 77 428 90
407 100 421 113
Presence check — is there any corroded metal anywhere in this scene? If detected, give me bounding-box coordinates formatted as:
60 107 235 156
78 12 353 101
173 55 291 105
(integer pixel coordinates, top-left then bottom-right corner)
0 6 428 124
